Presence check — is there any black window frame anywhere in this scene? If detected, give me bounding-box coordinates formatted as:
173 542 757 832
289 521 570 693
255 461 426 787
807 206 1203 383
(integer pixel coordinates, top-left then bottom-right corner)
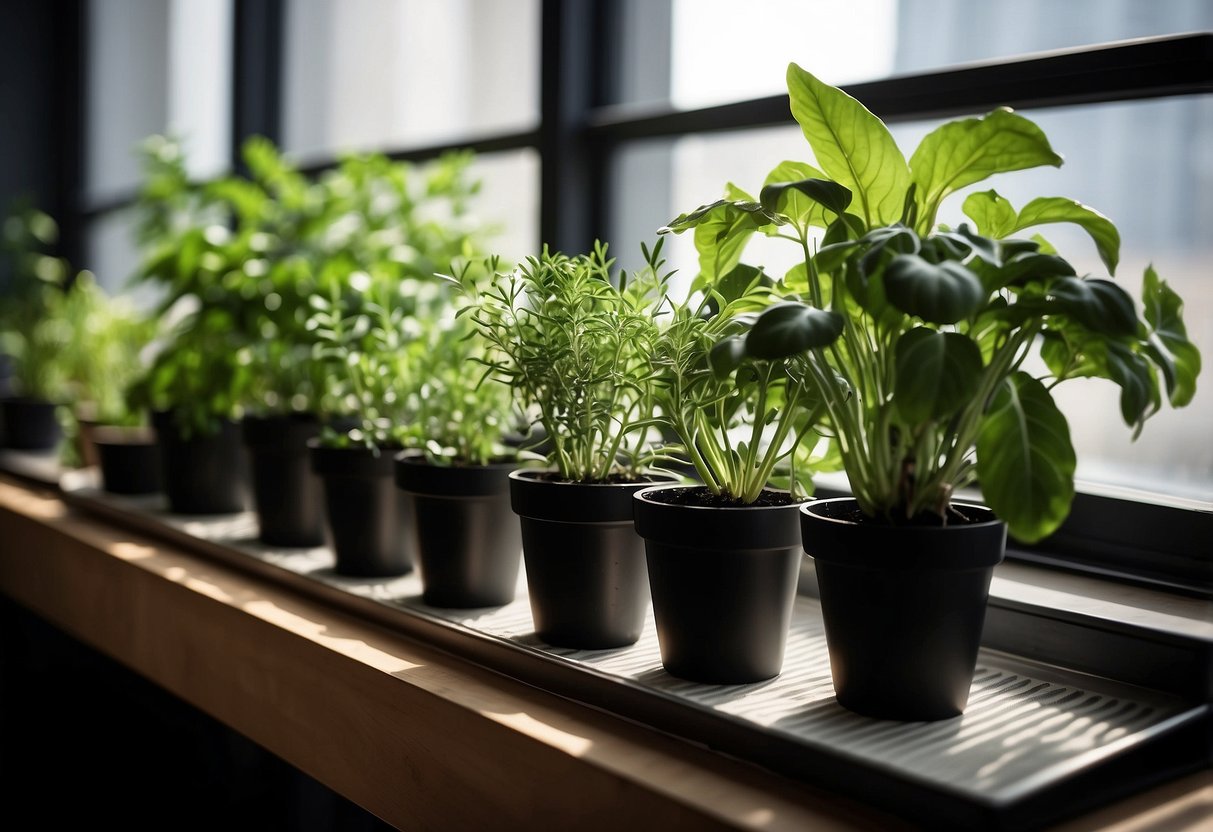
68 0 1213 598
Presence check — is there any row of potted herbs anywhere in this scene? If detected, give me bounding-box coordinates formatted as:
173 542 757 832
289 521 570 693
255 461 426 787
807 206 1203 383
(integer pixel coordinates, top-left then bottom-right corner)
4 66 1202 723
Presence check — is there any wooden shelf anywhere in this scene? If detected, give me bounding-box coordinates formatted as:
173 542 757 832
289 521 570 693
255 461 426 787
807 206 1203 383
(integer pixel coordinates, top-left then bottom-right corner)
0 474 1208 830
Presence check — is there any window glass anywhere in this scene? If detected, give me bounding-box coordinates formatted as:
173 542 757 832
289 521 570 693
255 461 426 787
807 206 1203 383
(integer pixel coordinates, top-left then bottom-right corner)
619 0 1213 110
466 149 541 266
282 0 540 161
86 0 232 204
611 96 1213 504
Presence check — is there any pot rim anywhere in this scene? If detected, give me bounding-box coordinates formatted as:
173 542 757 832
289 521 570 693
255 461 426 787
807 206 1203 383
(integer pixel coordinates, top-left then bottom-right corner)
800 495 1004 530
634 482 808 513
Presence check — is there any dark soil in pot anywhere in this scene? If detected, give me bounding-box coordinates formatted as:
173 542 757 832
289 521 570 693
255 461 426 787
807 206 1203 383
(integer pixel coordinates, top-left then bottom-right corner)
634 485 805 684
93 425 162 495
151 410 249 515
243 413 326 548
510 469 673 649
310 442 414 578
801 496 1007 721
395 454 521 608
1 397 62 451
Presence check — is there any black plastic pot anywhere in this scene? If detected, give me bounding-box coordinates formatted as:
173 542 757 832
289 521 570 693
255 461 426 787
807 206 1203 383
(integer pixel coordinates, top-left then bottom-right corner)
310 442 414 578
801 497 1007 721
243 414 326 548
151 411 249 515
93 425 162 495
1 397 62 451
634 485 805 684
511 470 670 649
395 454 521 608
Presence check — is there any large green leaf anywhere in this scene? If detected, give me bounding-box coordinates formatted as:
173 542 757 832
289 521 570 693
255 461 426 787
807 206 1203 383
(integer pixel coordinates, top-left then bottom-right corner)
786 63 910 226
893 327 984 423
1101 340 1162 435
1141 265 1201 407
1048 276 1138 336
1011 197 1120 275
962 190 1018 238
976 372 1076 543
709 334 748 378
760 175 853 224
744 302 844 360
883 254 985 323
761 161 833 233
910 109 1061 231
660 193 783 286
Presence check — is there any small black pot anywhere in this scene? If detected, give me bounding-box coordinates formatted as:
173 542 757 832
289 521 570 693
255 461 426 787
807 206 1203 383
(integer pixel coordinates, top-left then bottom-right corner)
93 425 162 495
395 455 521 608
801 497 1007 721
511 470 670 649
152 411 250 515
1 397 62 451
310 442 414 578
243 414 326 548
634 485 805 684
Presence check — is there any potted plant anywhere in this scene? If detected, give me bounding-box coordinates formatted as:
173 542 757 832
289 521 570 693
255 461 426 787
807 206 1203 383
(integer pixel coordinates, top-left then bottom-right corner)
54 272 162 494
629 226 838 683
459 242 674 648
671 63 1201 718
306 150 489 577
0 205 73 452
394 268 524 608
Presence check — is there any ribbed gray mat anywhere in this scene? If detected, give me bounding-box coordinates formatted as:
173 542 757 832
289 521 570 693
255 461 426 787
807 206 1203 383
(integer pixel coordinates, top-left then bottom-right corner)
62 481 1195 809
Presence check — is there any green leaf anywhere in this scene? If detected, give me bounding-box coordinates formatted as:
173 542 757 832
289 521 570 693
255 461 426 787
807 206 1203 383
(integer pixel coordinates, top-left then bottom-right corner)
884 254 985 324
1011 197 1120 275
761 162 835 233
661 196 783 286
977 251 1075 293
1101 340 1161 435
963 190 1018 238
744 302 844 360
910 109 1062 230
893 328 984 423
976 372 1076 543
705 263 771 316
1141 265 1201 407
786 62 910 226
759 176 852 222
709 335 748 379
1048 277 1138 337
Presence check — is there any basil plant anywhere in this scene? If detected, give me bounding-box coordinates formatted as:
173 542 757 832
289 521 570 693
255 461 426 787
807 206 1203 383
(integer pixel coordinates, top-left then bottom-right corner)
662 63 1200 543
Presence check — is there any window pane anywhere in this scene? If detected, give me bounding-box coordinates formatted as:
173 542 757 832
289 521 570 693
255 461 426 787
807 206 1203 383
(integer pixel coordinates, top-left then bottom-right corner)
610 96 1213 504
617 0 1213 109
282 0 540 160
467 149 540 266
86 0 232 204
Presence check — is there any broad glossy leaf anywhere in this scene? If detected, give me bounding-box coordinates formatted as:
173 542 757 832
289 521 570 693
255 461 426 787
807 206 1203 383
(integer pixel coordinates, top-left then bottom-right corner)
976 372 1076 543
962 190 1017 238
1048 277 1138 337
786 62 910 226
1102 340 1161 435
760 176 853 223
744 302 844 360
761 162 831 232
910 109 1062 229
978 252 1075 293
1011 197 1120 275
893 327 984 423
704 263 772 316
1141 266 1201 406
884 254 985 323
709 335 748 378
663 195 783 286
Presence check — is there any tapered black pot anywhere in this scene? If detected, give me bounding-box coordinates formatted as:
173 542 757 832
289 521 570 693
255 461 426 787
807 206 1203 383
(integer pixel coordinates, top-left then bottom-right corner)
310 442 414 578
395 454 521 608
801 497 1007 721
634 485 805 684
1 397 62 451
93 425 162 495
152 410 250 515
243 414 326 548
511 470 671 649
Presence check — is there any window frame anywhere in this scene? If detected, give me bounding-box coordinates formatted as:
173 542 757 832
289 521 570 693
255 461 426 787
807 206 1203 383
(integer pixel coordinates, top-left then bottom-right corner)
70 0 1213 597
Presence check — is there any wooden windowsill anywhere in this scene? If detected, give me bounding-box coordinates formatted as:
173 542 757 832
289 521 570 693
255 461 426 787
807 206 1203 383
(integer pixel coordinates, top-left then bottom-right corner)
0 475 1208 830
